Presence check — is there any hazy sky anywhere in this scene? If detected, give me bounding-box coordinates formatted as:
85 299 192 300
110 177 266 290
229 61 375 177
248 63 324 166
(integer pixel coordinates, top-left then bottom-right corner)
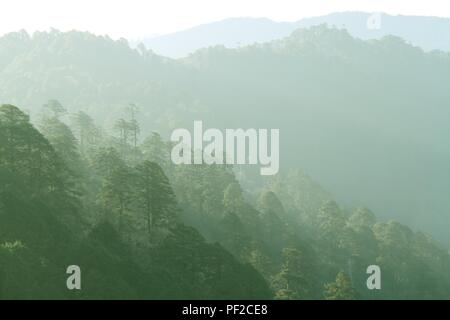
0 0 449 39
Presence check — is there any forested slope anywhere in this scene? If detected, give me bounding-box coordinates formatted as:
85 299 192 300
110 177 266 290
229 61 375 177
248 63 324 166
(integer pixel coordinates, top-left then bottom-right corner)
0 104 270 299
1 26 449 243
1 103 450 299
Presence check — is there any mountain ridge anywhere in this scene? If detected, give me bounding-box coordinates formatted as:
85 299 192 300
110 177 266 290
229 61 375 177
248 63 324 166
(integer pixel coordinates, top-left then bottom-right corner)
1 26 450 245
140 12 450 57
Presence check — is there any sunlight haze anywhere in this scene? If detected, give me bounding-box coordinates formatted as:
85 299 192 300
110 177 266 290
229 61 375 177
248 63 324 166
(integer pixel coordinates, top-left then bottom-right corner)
0 0 449 39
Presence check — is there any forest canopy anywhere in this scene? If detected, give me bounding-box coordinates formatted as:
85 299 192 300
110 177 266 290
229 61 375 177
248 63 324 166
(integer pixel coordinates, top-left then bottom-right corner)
1 101 450 299
1 26 449 244
1 24 450 299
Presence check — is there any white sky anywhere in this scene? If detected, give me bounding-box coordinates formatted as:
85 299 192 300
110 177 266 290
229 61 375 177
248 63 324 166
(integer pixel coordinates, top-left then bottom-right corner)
0 0 449 39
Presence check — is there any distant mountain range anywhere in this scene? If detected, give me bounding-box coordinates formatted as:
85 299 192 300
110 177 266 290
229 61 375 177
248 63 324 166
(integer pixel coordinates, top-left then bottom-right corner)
141 12 450 58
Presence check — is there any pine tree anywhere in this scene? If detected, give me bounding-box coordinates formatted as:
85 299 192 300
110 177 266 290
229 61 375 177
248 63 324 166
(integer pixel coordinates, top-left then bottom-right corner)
272 248 310 299
93 148 133 230
42 99 67 119
0 104 70 197
39 115 85 197
324 272 358 300
126 103 140 160
134 160 177 234
317 200 346 244
71 111 97 155
141 132 169 168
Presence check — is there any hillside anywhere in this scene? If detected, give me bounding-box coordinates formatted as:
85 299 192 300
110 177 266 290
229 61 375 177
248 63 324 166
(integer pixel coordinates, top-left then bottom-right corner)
0 26 450 246
2 102 450 299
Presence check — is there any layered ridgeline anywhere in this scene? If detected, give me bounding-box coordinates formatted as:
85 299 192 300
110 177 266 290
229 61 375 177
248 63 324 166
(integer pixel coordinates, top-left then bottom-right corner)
141 12 450 58
1 103 450 299
1 26 450 244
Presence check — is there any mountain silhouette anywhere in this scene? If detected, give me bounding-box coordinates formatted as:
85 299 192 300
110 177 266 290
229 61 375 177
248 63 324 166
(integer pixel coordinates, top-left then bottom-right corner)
142 12 450 57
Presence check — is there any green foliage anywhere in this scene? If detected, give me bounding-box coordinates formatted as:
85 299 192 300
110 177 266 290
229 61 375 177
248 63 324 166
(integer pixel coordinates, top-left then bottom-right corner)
2 26 449 243
92 148 133 228
324 272 358 300
2 103 450 300
1 28 450 298
273 248 310 299
0 105 271 299
43 99 67 119
134 160 177 235
7 25 450 300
